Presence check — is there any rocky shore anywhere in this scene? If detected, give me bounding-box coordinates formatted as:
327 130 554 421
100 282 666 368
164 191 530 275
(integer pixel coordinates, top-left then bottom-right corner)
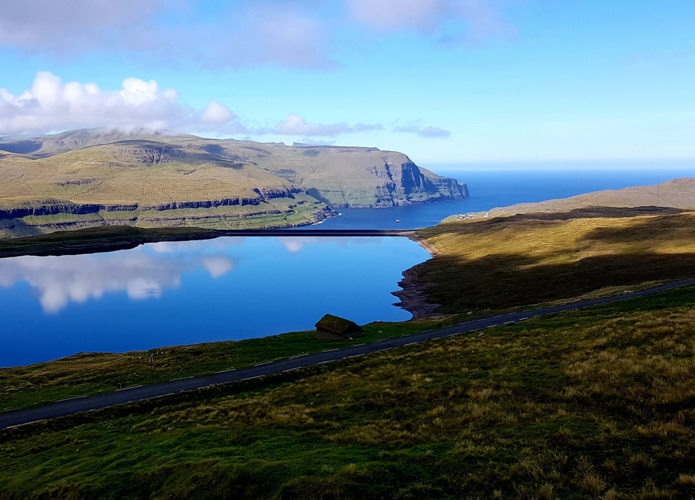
391 233 443 319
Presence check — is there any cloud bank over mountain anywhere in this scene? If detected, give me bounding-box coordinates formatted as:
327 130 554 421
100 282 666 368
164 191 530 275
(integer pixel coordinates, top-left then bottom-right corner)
0 73 448 139
0 72 242 135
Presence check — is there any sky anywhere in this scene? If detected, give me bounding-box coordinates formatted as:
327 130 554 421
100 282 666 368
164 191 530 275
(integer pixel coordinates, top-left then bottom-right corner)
0 0 694 166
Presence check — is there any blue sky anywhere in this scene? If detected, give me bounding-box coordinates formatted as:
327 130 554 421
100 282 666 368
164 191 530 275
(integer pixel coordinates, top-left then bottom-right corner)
1 0 694 166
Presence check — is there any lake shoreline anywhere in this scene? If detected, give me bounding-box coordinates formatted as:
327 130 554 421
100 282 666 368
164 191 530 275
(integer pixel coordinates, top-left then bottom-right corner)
0 226 418 259
0 220 472 323
391 232 443 319
1 232 429 366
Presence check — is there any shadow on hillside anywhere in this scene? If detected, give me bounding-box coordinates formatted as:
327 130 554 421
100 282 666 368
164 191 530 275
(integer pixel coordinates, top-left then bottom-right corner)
0 218 43 239
419 252 695 312
583 213 695 244
417 211 695 312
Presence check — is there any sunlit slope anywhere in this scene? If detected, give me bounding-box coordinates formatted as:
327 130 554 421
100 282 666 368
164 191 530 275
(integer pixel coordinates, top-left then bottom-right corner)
0 130 467 237
0 129 468 208
0 140 300 204
213 141 468 207
2 289 695 498
0 139 326 237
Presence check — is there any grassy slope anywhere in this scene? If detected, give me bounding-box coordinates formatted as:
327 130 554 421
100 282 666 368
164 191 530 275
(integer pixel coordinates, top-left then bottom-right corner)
0 132 465 238
26 132 463 208
1 288 695 498
414 208 695 313
0 142 329 237
449 178 695 223
0 143 290 204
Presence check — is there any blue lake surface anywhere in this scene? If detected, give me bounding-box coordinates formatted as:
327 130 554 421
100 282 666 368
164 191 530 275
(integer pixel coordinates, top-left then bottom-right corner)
2 161 695 366
0 237 430 366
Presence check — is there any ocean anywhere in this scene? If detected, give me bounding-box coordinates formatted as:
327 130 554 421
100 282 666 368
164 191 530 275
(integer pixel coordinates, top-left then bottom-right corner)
309 161 695 230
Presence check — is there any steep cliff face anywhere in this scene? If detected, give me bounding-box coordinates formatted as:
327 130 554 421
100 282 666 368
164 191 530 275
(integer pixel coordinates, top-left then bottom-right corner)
384 160 468 206
258 146 468 208
0 130 468 238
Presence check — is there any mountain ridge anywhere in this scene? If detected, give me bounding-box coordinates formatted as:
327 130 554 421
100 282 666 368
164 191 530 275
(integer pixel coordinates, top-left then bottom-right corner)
0 129 468 238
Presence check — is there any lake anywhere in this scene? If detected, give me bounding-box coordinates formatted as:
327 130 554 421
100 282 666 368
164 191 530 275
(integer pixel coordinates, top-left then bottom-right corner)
0 237 430 367
3 161 695 367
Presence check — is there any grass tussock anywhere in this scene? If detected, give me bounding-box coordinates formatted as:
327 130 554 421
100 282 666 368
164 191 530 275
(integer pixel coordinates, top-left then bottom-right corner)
2 287 695 498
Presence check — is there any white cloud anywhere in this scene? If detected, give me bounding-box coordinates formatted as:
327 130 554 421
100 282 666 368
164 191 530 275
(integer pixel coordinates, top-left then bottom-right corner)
147 238 245 254
0 73 385 138
347 0 448 31
277 236 344 253
200 101 236 125
394 124 451 138
0 72 242 136
0 0 169 54
274 113 383 136
346 0 515 39
221 3 332 68
0 244 237 313
280 237 310 253
0 0 333 69
0 252 186 313
0 1 516 69
201 256 235 278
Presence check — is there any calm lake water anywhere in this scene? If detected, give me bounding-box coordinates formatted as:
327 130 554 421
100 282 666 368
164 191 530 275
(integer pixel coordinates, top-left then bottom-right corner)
0 237 429 366
3 162 695 366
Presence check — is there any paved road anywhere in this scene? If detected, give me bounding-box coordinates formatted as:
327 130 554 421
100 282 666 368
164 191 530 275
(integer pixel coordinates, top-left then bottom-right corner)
2 279 694 430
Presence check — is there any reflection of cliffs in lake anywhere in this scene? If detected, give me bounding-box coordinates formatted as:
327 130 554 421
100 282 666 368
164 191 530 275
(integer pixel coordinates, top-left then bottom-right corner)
0 236 430 367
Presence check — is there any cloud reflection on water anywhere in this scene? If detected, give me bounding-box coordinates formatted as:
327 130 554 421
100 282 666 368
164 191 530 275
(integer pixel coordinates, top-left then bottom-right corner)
0 236 380 314
1 236 431 366
0 244 236 313
277 236 373 253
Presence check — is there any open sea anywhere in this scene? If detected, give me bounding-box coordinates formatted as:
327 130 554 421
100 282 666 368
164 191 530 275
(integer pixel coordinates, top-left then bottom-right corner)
2 161 695 366
310 161 695 230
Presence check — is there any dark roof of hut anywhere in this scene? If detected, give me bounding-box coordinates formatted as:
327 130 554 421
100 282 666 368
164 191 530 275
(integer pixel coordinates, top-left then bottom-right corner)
315 314 363 335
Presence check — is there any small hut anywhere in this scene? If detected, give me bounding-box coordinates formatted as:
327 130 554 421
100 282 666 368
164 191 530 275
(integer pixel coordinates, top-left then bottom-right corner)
315 314 363 340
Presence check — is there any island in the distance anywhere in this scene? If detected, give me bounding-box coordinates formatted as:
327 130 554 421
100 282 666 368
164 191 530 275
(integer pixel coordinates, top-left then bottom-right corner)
0 129 468 238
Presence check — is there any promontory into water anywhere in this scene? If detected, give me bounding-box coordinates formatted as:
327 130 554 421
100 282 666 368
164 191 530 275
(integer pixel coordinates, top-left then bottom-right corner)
0 129 468 238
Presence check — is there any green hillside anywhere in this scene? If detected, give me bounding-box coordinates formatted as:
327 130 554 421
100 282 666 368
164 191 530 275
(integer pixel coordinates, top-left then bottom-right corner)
0 130 468 238
1 287 694 498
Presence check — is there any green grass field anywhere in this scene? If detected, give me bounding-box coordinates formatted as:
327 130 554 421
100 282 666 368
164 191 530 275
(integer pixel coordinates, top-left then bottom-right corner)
0 319 452 413
1 287 695 498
